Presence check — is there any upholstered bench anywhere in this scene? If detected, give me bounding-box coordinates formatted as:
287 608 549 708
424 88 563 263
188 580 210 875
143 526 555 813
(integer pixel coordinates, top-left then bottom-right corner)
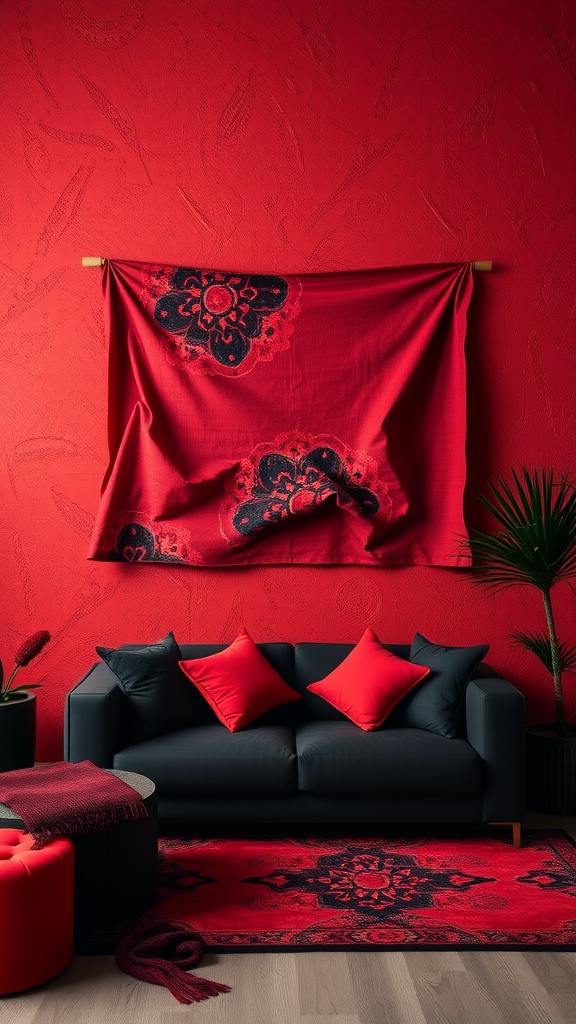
0 829 74 994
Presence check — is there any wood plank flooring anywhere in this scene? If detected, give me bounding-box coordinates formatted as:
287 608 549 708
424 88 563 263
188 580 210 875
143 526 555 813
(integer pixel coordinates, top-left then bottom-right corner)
2 812 575 1024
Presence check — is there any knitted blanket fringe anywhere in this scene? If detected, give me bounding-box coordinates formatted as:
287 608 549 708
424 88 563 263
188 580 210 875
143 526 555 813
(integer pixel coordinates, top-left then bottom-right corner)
30 799 147 847
115 916 231 1003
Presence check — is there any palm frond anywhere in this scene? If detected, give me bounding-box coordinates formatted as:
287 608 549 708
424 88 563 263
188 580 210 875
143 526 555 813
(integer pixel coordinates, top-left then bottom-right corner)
512 631 576 674
559 643 576 671
466 467 576 591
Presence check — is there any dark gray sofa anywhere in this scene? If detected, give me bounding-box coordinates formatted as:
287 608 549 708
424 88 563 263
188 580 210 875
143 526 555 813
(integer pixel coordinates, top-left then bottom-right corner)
64 642 525 845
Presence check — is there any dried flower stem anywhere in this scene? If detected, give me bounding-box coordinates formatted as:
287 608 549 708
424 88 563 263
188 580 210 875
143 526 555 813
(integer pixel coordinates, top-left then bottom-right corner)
0 630 51 702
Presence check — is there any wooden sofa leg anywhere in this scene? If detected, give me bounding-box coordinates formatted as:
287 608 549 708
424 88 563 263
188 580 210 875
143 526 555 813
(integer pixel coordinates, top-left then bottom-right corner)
487 821 522 848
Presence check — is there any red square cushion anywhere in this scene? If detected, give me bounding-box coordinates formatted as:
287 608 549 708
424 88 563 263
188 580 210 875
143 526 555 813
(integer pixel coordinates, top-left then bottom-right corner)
307 627 430 731
179 628 301 732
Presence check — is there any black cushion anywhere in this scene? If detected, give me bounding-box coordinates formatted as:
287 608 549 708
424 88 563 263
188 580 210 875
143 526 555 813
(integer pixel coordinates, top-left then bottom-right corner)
113 723 297 797
96 632 201 742
388 633 489 738
295 721 482 797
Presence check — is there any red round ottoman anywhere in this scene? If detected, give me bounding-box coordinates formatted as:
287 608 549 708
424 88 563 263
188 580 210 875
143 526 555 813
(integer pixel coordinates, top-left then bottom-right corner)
0 828 74 994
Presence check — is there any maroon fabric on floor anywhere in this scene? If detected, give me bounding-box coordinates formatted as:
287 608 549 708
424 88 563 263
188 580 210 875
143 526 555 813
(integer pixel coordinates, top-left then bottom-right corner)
115 916 230 1003
0 760 147 847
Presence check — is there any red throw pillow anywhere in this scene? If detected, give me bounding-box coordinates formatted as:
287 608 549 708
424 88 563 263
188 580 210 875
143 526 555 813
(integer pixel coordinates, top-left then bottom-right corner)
179 628 301 732
307 627 430 731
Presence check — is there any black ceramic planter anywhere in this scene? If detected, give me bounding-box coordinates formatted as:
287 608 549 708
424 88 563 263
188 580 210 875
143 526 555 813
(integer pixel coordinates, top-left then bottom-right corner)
0 692 37 772
526 724 576 815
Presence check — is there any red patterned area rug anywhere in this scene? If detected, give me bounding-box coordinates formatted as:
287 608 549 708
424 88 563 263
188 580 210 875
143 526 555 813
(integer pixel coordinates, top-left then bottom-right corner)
137 830 576 952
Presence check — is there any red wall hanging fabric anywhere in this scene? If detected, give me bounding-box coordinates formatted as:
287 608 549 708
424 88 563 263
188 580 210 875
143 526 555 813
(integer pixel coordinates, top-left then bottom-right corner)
87 260 474 567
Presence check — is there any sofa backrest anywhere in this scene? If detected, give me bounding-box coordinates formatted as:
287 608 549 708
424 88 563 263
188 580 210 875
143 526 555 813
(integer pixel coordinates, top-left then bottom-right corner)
176 641 416 724
172 641 487 727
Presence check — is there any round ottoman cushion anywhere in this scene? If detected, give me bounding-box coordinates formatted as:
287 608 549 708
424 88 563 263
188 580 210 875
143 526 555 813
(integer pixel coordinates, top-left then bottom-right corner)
0 828 74 994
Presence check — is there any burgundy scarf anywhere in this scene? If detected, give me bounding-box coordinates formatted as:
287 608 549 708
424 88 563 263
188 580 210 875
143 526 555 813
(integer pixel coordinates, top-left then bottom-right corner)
115 917 231 1003
0 760 147 847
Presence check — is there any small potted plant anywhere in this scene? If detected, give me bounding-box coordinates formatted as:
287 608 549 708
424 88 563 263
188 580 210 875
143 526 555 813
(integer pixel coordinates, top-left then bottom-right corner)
0 630 51 772
464 467 576 814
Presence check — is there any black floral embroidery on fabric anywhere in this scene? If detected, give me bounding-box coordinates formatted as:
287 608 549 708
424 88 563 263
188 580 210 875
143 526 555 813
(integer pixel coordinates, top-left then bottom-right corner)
104 523 184 563
232 445 380 538
244 847 493 917
153 268 290 368
98 513 203 566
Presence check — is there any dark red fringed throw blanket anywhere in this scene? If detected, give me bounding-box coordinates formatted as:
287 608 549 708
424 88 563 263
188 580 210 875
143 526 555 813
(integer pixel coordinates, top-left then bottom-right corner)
0 760 147 847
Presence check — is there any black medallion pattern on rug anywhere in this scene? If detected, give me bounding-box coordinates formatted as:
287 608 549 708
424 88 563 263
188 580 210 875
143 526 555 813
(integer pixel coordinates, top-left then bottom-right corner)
516 868 576 892
152 267 295 370
156 840 217 901
243 847 493 917
220 431 391 545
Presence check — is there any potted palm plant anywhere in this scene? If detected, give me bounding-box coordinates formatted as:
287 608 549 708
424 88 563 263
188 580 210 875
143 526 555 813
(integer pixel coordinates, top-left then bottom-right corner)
465 467 576 814
0 630 51 772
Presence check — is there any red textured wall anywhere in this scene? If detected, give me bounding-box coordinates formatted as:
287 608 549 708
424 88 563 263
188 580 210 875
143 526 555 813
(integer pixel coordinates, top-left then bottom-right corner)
1 0 575 760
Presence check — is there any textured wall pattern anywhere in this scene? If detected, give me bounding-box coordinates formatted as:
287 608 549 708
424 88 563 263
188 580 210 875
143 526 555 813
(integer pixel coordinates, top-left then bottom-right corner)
1 0 575 759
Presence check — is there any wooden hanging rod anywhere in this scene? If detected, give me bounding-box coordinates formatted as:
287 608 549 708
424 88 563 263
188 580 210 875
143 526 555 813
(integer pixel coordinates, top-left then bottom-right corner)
81 257 493 271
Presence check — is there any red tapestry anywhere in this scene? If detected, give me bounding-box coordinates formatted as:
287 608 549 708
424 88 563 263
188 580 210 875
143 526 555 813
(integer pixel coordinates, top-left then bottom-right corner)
87 260 474 566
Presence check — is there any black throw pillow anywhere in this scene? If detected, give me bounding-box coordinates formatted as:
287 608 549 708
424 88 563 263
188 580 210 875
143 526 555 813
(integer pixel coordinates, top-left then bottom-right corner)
388 633 489 738
96 632 201 742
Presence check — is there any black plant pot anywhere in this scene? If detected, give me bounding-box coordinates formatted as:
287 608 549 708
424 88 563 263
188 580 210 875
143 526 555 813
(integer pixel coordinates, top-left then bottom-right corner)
526 724 576 815
0 692 37 772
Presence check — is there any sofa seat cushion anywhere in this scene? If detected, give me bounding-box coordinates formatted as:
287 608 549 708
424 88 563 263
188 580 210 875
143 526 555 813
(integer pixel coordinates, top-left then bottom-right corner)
294 722 482 797
113 724 297 797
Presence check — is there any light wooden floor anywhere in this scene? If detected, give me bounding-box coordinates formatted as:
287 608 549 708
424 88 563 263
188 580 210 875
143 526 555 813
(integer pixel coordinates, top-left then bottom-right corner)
3 813 575 1024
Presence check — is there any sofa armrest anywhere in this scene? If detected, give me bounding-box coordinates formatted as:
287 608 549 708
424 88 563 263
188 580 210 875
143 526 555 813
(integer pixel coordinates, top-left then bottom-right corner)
465 677 525 822
64 662 126 767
